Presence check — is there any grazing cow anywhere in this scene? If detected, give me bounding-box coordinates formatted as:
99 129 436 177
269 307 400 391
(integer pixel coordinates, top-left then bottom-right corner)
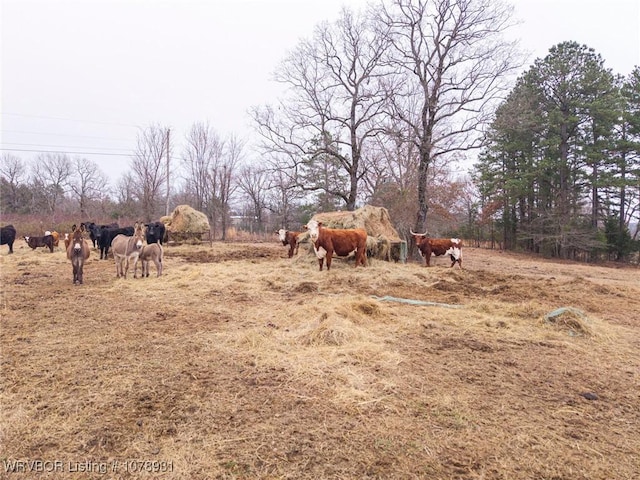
145 221 166 245
98 226 135 259
63 232 71 250
138 241 164 278
44 230 60 247
304 220 367 271
111 223 145 278
1 225 17 254
410 231 463 268
67 224 90 284
276 229 301 258
24 235 54 253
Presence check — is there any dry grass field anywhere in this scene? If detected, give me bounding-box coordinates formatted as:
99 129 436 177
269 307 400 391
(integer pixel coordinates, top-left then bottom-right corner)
1 239 639 479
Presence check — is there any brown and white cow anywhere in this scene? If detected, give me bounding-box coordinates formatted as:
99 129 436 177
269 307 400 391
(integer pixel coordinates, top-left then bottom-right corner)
276 229 301 258
304 220 367 271
410 231 463 268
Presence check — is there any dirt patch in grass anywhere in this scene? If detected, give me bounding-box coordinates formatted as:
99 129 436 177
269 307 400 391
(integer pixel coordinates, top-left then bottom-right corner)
1 243 639 479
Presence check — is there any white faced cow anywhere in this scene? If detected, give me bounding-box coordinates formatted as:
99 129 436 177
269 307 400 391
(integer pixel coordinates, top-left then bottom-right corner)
410 230 463 268
277 229 301 258
304 220 367 271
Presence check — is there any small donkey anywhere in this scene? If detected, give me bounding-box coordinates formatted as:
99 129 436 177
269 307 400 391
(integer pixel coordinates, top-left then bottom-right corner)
138 241 164 278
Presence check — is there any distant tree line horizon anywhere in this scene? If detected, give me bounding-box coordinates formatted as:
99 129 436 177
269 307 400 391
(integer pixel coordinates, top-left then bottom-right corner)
1 0 639 262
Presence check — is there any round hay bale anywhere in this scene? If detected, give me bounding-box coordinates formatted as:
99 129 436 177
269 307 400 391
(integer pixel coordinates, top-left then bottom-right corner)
166 205 210 242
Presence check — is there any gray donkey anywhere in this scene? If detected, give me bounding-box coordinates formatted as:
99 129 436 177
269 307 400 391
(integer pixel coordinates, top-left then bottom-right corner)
111 223 145 278
138 241 164 278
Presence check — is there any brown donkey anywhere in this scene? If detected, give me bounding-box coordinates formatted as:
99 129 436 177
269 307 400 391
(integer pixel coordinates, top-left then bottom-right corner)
66 224 90 284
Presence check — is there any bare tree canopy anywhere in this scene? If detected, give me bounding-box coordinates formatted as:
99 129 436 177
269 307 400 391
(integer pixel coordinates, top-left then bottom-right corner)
180 125 244 239
252 6 391 211
181 121 225 213
131 124 171 222
69 157 108 218
30 152 73 217
236 164 270 231
379 0 522 231
0 154 28 213
218 134 244 239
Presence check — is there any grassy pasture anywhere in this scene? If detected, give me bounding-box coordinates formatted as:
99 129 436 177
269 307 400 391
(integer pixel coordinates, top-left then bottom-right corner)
1 240 639 479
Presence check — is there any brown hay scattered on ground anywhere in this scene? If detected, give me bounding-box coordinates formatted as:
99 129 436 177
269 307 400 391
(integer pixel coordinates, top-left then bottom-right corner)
544 306 594 337
1 242 639 479
295 313 361 346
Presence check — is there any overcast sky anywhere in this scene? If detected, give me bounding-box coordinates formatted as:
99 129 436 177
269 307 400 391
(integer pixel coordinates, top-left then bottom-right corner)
1 0 639 185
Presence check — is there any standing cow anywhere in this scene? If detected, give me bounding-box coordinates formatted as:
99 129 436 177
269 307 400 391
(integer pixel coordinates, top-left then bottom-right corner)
98 226 135 259
84 222 118 249
1 225 17 254
276 229 301 258
304 220 367 271
24 235 55 253
145 221 166 245
410 231 463 268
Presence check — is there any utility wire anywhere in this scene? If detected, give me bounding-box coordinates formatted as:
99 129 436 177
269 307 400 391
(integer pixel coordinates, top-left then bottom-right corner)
1 112 140 128
1 142 132 152
1 129 135 142
0 147 131 157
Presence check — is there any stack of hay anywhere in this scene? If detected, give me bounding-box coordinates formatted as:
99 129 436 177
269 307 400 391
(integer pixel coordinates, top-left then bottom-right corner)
161 205 210 243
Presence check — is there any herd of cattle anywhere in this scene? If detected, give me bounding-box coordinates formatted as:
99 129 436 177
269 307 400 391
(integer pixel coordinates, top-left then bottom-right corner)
278 221 463 270
1 219 463 283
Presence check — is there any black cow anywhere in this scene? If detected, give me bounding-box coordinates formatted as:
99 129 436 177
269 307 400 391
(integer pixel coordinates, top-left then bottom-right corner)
1 225 17 254
98 226 135 259
145 221 166 245
24 235 54 253
83 222 118 248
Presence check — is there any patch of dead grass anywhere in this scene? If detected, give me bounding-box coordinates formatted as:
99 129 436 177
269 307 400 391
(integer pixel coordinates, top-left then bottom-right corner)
1 242 639 479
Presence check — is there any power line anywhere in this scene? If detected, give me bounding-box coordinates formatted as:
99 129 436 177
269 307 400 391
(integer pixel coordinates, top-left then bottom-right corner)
1 112 140 129
0 147 131 157
1 142 132 152
1 129 134 142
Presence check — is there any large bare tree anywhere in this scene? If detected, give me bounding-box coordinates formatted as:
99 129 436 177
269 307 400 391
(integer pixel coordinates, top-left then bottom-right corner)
236 163 270 232
379 0 521 233
181 122 225 213
131 125 171 222
217 135 244 240
264 160 305 230
0 153 28 213
115 173 139 220
30 153 73 217
69 157 108 218
252 6 391 211
180 125 243 239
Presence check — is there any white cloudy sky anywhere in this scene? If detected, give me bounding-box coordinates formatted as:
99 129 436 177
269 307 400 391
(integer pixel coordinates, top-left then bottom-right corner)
1 0 639 185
